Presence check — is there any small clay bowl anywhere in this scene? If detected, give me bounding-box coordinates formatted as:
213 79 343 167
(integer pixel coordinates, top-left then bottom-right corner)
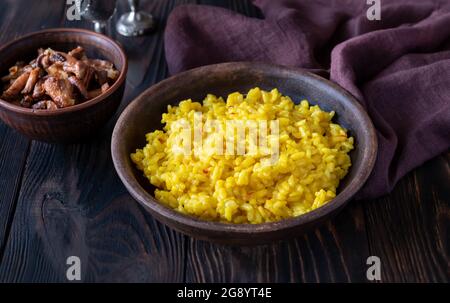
0 28 128 143
112 62 377 245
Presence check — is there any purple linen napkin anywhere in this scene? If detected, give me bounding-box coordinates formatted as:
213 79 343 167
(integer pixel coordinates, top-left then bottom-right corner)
164 0 450 199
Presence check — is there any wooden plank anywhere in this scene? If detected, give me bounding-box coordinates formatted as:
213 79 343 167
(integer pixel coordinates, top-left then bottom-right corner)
184 0 370 283
0 128 29 260
0 0 68 264
0 142 186 282
0 0 189 282
186 203 369 282
364 153 450 282
1 0 448 283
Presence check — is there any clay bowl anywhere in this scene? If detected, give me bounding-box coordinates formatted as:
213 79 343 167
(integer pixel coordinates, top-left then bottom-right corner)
112 62 377 245
0 28 128 143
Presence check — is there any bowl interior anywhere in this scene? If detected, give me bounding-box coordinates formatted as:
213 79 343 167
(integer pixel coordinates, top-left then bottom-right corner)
112 62 377 241
0 29 126 108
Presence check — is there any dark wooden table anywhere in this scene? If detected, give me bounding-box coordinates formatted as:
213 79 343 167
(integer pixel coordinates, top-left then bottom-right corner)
0 0 448 283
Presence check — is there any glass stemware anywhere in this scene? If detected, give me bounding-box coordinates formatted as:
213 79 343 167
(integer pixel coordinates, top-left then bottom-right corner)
116 0 155 37
80 0 117 35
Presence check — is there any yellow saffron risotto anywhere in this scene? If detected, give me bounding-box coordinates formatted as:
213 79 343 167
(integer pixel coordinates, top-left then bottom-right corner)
131 88 354 224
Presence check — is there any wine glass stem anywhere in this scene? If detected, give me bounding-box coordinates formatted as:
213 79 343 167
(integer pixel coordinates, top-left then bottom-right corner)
128 0 139 12
94 21 107 34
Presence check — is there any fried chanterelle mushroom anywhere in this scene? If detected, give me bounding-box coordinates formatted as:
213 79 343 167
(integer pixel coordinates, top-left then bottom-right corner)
1 46 119 110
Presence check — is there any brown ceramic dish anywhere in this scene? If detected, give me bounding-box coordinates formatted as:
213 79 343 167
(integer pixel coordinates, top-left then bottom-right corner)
0 28 127 143
111 62 377 245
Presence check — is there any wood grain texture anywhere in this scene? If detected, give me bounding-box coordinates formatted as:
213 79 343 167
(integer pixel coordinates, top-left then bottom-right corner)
364 154 450 282
184 0 369 281
0 0 190 282
0 0 448 283
0 140 184 282
0 128 29 260
0 0 67 264
185 203 369 282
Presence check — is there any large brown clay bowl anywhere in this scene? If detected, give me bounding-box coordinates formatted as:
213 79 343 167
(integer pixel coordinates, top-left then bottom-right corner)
112 62 377 245
0 28 128 143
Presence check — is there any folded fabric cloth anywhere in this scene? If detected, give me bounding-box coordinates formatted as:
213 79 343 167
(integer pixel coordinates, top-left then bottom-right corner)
164 0 450 199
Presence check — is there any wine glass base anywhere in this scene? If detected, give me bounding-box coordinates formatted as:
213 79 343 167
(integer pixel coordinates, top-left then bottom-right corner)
116 12 155 37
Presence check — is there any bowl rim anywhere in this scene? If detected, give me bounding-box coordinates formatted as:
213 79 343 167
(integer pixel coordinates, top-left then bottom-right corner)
111 62 378 235
0 28 128 116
